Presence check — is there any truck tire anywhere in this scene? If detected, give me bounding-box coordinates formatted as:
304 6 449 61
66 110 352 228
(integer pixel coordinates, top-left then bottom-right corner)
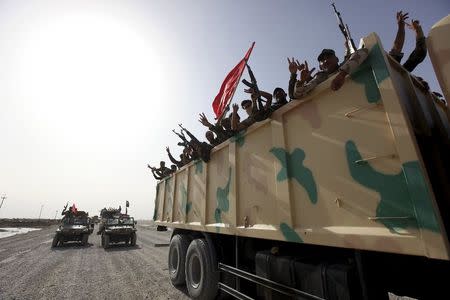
185 238 218 300
52 235 59 248
131 232 137 246
104 234 110 249
81 234 89 245
168 234 190 286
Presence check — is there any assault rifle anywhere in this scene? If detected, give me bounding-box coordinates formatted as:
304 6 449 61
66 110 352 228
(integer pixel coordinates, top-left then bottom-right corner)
331 2 357 58
241 63 265 111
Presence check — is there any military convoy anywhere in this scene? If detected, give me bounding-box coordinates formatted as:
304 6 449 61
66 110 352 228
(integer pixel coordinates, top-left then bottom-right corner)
52 203 137 249
98 207 137 249
52 205 94 247
154 16 450 300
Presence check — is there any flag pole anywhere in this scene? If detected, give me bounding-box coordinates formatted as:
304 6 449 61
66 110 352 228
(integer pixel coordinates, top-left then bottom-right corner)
216 42 255 120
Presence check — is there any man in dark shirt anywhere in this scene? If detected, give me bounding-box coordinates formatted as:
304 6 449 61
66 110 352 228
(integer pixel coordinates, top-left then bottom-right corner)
148 161 172 180
179 125 213 163
205 131 220 147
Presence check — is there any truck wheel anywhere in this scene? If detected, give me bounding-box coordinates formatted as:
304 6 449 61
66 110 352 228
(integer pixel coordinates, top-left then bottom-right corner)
185 238 218 299
52 235 59 248
82 234 89 245
104 235 110 249
131 232 137 246
168 234 190 286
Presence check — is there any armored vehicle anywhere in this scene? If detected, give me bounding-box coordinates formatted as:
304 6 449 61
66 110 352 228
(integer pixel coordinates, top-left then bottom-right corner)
98 208 137 249
52 210 94 247
154 16 450 300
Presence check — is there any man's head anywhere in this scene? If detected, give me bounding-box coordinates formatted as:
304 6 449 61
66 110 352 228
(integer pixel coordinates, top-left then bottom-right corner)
171 165 177 171
160 161 165 168
318 49 339 73
273 87 287 104
241 100 253 116
205 131 215 144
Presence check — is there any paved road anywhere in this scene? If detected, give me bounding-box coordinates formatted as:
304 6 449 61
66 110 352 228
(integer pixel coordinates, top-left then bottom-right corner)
0 224 189 300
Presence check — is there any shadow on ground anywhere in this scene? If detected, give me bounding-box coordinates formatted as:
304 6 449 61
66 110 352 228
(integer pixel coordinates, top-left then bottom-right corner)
51 242 94 251
103 244 142 252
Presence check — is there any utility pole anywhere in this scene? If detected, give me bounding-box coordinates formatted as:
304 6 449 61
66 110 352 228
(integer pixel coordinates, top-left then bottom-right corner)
38 204 44 220
0 194 6 209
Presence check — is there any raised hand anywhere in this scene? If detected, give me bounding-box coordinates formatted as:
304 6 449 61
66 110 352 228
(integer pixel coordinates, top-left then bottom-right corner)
244 87 255 94
300 61 315 82
407 19 421 31
198 113 211 127
287 57 298 74
232 103 239 112
396 11 409 26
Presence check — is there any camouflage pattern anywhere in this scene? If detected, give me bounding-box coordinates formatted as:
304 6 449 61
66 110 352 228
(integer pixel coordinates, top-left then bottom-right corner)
154 32 450 260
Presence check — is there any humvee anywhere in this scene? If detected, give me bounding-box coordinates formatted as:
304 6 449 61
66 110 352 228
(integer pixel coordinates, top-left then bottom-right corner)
99 214 137 249
52 211 94 247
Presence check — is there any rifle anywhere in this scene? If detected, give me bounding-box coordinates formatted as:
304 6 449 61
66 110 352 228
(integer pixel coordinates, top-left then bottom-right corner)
61 202 68 215
179 124 200 145
241 63 265 111
172 129 189 147
331 2 357 57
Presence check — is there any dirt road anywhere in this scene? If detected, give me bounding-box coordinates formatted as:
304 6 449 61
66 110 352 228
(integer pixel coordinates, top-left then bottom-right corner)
0 224 188 300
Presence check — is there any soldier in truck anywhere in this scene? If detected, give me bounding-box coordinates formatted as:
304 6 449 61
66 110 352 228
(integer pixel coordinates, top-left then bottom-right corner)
291 46 369 98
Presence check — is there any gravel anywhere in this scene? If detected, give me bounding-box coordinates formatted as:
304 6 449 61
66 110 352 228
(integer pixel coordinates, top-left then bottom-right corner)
0 224 189 300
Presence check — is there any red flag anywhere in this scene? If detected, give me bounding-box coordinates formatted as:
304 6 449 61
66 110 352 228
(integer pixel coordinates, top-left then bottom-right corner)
212 42 255 119
71 203 78 215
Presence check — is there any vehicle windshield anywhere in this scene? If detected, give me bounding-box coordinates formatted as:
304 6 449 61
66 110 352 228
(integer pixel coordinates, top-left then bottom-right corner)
106 217 134 225
121 217 134 225
63 217 88 225
107 218 119 225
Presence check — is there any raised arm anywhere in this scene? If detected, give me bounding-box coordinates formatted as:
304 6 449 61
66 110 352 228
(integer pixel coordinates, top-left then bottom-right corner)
166 147 180 165
231 104 240 131
390 11 409 61
288 57 298 99
179 124 200 145
198 113 213 128
292 60 318 99
402 20 427 72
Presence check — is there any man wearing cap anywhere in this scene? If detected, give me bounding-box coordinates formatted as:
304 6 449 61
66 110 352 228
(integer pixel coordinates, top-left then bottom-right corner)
289 46 368 99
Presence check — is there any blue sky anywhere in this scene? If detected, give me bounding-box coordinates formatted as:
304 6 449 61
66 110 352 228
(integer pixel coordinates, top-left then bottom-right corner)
0 0 448 219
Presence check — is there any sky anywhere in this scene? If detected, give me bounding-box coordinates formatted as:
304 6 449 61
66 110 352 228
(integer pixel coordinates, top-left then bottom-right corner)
0 0 449 219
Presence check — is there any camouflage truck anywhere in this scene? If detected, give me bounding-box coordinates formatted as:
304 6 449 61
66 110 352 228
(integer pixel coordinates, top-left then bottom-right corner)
98 208 137 249
154 16 450 300
52 210 94 247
